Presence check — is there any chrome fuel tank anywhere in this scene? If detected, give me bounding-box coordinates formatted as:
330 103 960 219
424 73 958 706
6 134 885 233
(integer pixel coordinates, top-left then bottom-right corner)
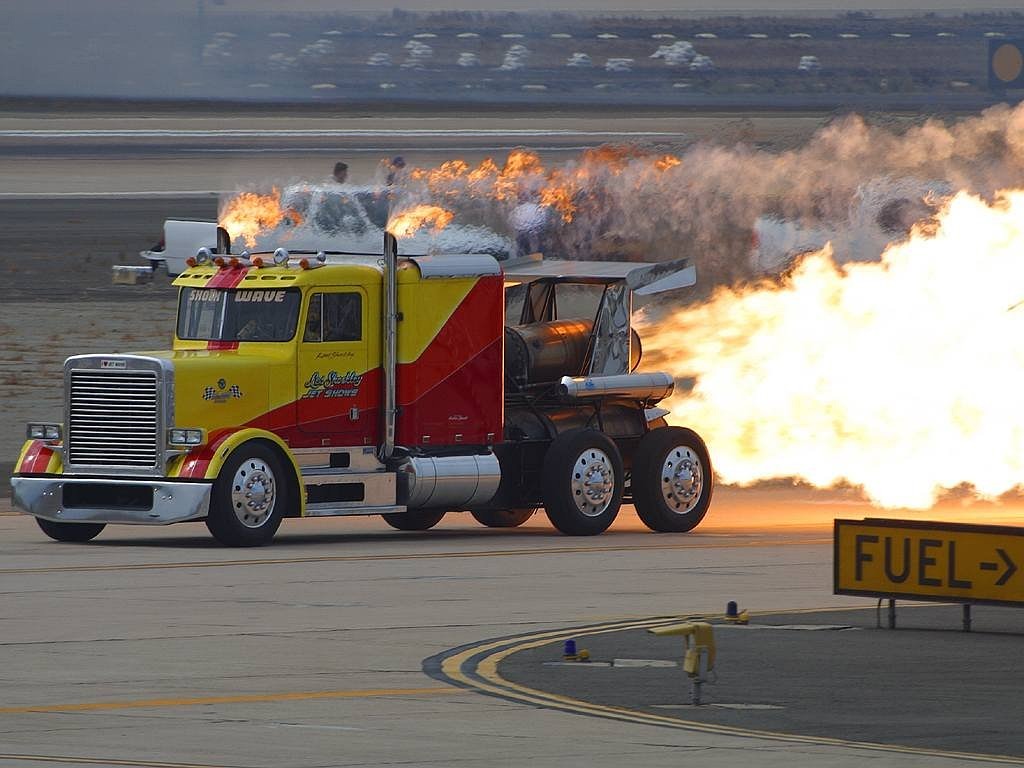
397 453 501 509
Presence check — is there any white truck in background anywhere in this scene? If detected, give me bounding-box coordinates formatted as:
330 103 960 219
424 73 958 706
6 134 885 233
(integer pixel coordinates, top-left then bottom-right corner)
113 220 229 284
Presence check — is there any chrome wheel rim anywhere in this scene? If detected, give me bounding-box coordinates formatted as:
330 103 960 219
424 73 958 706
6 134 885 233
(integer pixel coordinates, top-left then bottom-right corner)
571 448 615 517
230 458 276 528
661 445 703 515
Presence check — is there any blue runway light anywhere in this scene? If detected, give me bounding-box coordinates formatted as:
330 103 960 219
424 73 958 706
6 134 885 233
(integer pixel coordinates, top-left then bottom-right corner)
563 639 577 658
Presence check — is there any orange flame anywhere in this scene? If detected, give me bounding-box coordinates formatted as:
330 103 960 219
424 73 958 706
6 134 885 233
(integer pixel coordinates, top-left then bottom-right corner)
400 147 678 228
386 204 455 238
410 160 471 198
538 169 580 223
655 154 681 171
640 189 1024 510
467 157 499 187
492 149 546 202
580 144 643 168
219 188 302 248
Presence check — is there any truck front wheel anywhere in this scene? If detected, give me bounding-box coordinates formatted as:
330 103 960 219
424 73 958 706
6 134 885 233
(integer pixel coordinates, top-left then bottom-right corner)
542 429 624 536
206 442 288 547
632 426 713 533
36 518 105 542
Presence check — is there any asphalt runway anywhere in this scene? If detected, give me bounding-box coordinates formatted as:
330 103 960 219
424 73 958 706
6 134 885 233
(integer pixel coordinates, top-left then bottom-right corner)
0 510 901 768
4 109 1024 767
3 506 1021 768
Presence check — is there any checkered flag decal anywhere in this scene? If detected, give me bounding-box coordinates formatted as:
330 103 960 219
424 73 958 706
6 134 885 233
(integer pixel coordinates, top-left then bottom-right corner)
229 385 242 398
203 386 216 401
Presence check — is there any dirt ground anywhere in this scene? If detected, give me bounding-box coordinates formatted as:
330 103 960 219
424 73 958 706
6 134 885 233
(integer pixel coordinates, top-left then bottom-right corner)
0 298 179 471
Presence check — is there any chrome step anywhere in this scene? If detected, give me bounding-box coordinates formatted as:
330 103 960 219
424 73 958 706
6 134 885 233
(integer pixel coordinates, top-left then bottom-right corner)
303 504 407 518
293 446 384 473
301 466 387 477
302 470 397 511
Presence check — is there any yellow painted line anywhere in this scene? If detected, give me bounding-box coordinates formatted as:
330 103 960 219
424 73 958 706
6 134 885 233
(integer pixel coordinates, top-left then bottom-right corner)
0 686 456 715
445 617 1024 766
0 537 830 576
0 755 229 768
440 617 675 695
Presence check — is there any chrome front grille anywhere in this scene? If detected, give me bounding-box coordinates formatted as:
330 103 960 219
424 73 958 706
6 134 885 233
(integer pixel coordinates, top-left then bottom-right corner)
67 370 160 469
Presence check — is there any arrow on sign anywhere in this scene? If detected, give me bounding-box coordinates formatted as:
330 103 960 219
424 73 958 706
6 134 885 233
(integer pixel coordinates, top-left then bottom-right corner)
979 548 1018 586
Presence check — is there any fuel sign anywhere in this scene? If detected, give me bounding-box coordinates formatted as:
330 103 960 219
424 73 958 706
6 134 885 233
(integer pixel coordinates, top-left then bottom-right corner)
835 519 1023 606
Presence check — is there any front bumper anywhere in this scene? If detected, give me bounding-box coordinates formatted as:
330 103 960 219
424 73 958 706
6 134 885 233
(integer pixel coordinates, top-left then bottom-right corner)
10 476 212 525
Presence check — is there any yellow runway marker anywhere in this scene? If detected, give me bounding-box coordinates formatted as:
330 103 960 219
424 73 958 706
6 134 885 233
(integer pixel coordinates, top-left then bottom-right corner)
0 755 231 768
0 686 456 715
440 614 1024 766
0 537 828 576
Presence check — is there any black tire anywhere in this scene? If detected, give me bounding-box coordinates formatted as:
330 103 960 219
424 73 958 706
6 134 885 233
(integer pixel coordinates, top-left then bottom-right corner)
36 518 105 543
470 508 535 528
632 426 713 533
205 442 289 547
542 429 624 536
382 510 447 531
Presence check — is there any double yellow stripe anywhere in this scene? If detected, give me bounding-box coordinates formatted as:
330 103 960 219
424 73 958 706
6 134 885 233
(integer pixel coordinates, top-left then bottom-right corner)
0 686 455 715
440 614 1024 766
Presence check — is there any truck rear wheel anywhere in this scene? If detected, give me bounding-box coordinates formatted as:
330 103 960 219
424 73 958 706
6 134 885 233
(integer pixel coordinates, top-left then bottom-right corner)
206 442 288 547
36 518 105 543
470 508 535 528
382 510 447 531
632 426 713 533
542 429 623 536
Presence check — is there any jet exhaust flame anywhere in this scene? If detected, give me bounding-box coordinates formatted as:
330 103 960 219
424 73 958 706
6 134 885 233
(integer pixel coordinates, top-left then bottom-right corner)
219 188 302 248
640 190 1024 510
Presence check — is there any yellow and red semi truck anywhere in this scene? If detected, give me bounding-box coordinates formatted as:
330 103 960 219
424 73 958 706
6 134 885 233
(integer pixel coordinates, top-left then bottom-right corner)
11 235 712 546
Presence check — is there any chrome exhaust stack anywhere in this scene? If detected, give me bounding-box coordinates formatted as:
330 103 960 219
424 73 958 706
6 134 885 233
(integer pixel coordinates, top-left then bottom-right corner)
381 232 398 462
558 372 675 403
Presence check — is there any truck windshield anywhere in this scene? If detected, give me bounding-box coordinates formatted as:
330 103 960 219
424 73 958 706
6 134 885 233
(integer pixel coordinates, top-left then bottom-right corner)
177 287 301 342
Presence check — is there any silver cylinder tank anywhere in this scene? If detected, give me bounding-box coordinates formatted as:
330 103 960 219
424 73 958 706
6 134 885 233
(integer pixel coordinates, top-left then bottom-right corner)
504 319 593 386
398 453 501 509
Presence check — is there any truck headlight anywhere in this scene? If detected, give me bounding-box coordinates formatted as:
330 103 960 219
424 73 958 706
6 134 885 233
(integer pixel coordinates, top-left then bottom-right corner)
27 423 61 441
168 428 204 447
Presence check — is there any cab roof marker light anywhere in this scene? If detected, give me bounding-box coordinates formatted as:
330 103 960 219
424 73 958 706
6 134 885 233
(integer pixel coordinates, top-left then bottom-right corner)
213 256 226 267
185 256 197 268
251 255 266 268
273 247 290 266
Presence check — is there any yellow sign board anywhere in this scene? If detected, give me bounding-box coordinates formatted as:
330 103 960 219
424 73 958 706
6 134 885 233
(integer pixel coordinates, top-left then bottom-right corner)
835 519 1024 606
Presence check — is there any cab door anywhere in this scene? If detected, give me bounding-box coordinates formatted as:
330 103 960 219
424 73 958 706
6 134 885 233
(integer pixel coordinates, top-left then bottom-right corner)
296 287 375 445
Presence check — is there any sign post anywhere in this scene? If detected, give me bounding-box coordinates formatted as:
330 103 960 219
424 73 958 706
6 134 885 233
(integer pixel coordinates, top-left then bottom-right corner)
834 519 1024 630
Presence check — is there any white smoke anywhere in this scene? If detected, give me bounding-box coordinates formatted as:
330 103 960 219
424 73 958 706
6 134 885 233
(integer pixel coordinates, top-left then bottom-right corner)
387 103 1024 293
220 104 1024 296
